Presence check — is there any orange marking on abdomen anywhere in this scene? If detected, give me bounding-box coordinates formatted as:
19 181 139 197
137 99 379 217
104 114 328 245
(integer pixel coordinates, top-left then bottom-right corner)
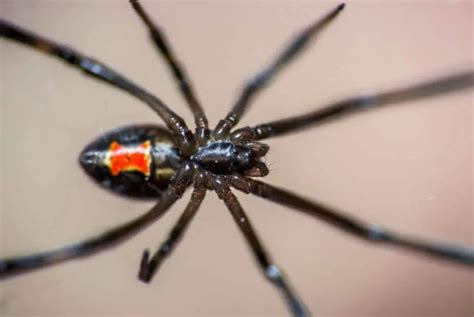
106 140 151 177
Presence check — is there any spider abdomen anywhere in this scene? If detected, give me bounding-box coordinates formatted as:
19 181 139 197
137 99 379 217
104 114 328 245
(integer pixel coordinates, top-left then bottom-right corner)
79 124 181 198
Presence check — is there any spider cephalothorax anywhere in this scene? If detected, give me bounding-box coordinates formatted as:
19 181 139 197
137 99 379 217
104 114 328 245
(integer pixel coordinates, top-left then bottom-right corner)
190 139 269 177
1 1 473 317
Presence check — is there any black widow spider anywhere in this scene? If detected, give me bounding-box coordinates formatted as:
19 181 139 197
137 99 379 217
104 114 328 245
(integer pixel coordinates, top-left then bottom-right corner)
1 1 473 316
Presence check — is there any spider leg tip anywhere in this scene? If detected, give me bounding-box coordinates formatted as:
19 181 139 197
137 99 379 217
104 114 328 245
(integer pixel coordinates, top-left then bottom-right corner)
0 260 8 274
138 272 152 284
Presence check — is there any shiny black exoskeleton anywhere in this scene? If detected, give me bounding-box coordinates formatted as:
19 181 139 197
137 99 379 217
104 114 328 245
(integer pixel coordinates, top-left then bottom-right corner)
191 140 268 176
79 124 269 198
79 125 181 198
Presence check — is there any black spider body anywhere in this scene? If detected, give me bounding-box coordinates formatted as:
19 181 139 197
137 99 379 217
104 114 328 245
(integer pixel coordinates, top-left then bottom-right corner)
79 124 269 197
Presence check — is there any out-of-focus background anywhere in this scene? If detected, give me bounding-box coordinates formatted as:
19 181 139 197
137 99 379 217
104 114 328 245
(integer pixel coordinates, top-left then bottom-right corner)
1 1 472 316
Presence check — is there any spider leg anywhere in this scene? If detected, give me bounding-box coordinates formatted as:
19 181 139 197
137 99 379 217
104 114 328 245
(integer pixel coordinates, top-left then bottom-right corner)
130 0 209 145
0 19 196 156
230 174 474 266
139 173 207 283
0 163 195 279
214 3 345 139
231 71 474 141
213 177 309 317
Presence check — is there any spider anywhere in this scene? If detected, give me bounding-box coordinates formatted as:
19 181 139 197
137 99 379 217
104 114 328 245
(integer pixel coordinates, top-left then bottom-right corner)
1 1 473 316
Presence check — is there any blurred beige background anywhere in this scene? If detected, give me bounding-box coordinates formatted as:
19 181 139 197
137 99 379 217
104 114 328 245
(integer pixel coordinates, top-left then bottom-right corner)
0 1 472 316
